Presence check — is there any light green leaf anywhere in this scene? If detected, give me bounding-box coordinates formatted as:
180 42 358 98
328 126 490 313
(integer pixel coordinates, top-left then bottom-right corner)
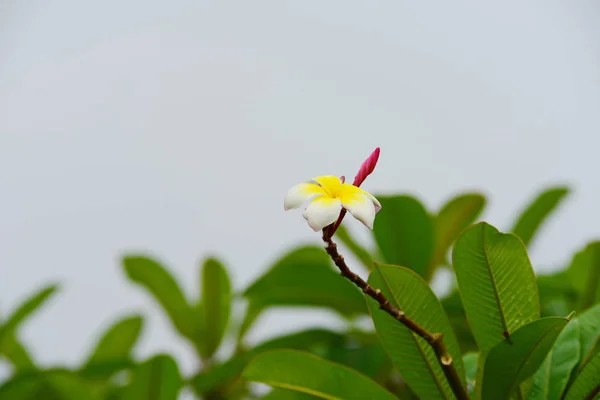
564 351 600 400
335 224 373 271
192 329 344 394
0 284 57 375
530 319 581 400
240 247 366 337
462 352 478 399
0 369 100 400
0 334 35 372
575 303 600 372
122 354 182 400
199 257 231 359
0 284 59 337
237 301 262 342
80 315 143 379
566 242 600 310
242 349 397 400
371 195 435 279
452 222 540 353
482 317 569 400
430 193 486 273
510 186 569 248
367 263 465 399
122 256 194 339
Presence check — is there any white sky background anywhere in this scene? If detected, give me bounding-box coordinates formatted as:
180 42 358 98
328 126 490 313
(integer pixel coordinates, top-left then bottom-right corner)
2 0 600 386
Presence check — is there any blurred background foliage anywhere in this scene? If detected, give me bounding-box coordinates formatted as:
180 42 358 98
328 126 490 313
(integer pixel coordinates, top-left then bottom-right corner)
1 185 599 399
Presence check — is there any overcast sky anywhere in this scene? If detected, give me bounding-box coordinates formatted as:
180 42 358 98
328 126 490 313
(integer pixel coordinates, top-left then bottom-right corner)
2 0 600 386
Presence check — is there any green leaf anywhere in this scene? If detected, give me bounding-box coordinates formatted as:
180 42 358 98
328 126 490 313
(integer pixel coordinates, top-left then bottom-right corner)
80 315 143 379
566 242 600 310
0 334 35 372
452 222 540 353
575 303 600 371
240 247 366 337
367 263 465 399
122 256 194 339
192 328 344 394
237 301 262 342
198 257 231 359
510 186 569 248
430 193 486 272
122 354 182 400
537 271 579 317
442 290 478 354
530 319 581 400
0 369 100 400
242 349 397 400
335 224 374 270
0 284 57 374
263 388 319 399
564 351 600 400
462 352 478 399
320 331 392 380
371 195 435 279
0 284 59 337
482 316 569 400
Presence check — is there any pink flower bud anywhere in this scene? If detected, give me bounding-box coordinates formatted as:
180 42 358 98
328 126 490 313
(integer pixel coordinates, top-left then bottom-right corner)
352 147 380 187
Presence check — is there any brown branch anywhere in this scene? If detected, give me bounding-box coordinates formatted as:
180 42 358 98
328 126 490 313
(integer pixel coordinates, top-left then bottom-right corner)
585 384 600 400
322 232 469 400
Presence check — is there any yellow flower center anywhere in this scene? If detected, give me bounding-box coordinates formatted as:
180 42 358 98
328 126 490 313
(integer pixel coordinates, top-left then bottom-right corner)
314 176 343 198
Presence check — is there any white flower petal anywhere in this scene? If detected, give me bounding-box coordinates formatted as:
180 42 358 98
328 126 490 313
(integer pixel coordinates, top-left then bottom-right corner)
366 192 382 214
302 197 342 232
284 183 325 211
341 192 376 229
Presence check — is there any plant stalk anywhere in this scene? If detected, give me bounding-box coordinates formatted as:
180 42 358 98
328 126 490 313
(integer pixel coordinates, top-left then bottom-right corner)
322 232 469 400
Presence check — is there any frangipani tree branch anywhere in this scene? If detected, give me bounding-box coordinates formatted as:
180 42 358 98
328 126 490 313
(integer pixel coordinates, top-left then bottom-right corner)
322 232 469 400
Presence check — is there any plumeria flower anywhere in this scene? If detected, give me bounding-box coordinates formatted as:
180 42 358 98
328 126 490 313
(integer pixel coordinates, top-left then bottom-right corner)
284 175 382 232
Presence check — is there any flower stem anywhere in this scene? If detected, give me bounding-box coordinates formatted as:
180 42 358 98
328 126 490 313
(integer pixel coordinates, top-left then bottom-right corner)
322 233 469 400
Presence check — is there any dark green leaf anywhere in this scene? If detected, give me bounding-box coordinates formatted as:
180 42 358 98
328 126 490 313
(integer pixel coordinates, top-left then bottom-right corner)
242 349 397 400
367 263 465 399
191 329 344 394
452 222 540 353
530 319 581 400
122 354 182 400
80 315 143 379
0 284 59 337
199 257 231 359
240 247 366 337
482 317 569 400
335 224 374 271
263 388 319 399
564 351 600 400
510 186 569 248
0 369 100 400
442 290 478 354
318 331 392 380
122 256 194 339
463 352 478 399
371 195 435 279
537 271 579 317
430 193 486 273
